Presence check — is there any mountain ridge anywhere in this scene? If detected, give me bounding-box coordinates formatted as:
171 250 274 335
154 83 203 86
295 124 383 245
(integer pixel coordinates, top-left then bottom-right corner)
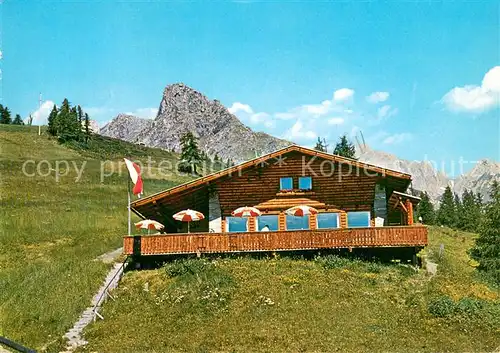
101 83 291 163
100 83 499 202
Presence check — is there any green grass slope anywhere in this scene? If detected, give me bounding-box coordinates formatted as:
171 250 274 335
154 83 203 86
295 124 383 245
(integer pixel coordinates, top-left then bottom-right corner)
80 227 499 353
0 125 189 351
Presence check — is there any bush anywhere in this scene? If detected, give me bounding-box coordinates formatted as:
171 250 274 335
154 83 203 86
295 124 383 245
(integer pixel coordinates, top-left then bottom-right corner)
165 258 210 278
428 295 456 317
365 262 384 273
316 255 353 269
455 297 484 316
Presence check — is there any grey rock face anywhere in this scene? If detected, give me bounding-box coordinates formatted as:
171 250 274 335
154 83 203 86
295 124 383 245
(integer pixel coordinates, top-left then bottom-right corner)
100 114 153 143
453 159 500 202
359 147 499 203
358 147 451 202
100 84 291 162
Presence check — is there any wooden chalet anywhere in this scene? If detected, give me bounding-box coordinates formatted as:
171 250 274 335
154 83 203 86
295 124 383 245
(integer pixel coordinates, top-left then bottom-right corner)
124 145 427 258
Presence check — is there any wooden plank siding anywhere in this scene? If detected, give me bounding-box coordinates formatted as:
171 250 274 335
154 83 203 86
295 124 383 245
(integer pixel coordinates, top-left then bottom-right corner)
213 151 381 217
123 226 427 256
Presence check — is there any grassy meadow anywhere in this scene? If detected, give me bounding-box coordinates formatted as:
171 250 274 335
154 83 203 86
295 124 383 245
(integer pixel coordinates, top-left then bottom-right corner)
1 125 498 353
80 227 499 353
0 125 189 351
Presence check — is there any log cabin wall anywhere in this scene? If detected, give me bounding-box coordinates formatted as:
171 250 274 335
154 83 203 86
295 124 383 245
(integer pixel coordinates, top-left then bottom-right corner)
213 151 378 217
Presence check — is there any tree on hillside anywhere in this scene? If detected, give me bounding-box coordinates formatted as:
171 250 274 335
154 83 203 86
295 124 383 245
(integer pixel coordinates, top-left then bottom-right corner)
77 105 83 126
333 135 356 159
459 189 482 232
0 106 12 124
12 114 24 125
470 181 500 284
454 193 463 228
416 191 435 224
47 105 59 136
84 113 91 143
178 132 202 174
437 186 457 227
314 137 328 152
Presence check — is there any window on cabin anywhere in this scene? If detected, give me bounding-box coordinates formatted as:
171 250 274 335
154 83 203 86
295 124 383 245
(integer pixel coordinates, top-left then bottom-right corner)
317 213 339 229
347 211 371 228
280 177 293 191
299 176 312 190
226 217 248 232
286 215 310 230
256 215 279 231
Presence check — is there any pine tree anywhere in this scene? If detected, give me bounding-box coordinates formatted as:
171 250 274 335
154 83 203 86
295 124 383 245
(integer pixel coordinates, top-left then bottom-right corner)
47 105 58 136
314 137 327 152
57 98 71 141
84 113 91 143
470 181 500 284
333 135 356 159
12 114 24 125
0 106 12 124
437 186 457 227
459 189 481 232
454 193 464 229
178 132 202 174
77 105 83 126
416 191 435 224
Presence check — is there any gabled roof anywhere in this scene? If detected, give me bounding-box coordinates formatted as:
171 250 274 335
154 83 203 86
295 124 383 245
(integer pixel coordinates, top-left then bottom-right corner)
389 191 421 210
132 145 412 209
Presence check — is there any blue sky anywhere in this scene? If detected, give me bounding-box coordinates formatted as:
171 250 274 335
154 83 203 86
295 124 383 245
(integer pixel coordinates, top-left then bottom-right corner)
3 1 499 175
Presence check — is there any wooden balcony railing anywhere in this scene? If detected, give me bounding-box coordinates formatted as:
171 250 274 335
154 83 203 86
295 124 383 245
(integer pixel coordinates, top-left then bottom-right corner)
123 226 427 256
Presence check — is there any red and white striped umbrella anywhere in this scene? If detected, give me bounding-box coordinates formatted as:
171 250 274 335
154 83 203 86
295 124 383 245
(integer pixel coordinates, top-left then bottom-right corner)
135 219 164 234
173 209 205 233
231 206 262 217
285 205 318 217
135 219 165 230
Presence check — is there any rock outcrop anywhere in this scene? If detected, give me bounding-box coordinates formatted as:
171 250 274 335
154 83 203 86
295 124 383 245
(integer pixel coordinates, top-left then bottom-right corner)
100 84 291 162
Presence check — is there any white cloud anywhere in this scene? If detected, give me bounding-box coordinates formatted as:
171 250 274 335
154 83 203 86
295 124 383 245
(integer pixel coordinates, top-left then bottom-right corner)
302 100 332 116
25 100 55 125
327 117 345 125
133 107 158 119
333 88 354 101
228 102 254 115
274 112 296 120
383 132 412 145
442 66 500 113
284 121 317 141
377 105 398 119
367 91 389 104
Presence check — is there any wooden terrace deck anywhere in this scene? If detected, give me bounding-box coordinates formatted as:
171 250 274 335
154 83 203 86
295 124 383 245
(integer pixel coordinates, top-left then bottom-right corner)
123 225 427 256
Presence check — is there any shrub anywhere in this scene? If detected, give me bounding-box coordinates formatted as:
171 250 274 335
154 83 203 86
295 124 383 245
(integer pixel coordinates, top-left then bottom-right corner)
365 262 384 273
455 297 484 316
164 258 210 278
428 295 456 317
316 255 353 269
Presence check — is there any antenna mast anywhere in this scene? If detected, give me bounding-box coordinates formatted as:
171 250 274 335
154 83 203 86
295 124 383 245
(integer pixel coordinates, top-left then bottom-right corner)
38 92 42 136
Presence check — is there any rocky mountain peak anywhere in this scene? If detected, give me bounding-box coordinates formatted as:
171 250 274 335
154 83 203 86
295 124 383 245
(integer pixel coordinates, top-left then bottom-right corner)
101 84 291 162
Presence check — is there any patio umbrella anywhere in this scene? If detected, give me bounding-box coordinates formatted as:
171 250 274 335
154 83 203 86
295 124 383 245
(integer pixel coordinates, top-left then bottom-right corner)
285 205 318 217
231 206 262 217
135 219 164 234
173 209 205 233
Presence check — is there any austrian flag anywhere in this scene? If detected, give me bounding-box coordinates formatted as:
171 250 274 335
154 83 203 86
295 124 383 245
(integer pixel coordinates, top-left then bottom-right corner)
124 158 143 197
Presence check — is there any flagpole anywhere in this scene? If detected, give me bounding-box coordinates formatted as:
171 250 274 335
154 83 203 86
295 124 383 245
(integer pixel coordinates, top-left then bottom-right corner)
128 177 131 236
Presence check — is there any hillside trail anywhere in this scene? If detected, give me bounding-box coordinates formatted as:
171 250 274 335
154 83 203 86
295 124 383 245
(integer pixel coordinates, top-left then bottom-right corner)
60 247 125 353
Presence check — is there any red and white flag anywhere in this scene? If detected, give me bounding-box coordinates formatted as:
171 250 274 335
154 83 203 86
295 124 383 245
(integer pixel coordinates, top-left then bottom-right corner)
124 158 143 197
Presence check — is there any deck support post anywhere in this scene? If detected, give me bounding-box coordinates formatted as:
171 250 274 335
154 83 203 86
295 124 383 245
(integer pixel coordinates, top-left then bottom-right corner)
406 199 414 225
